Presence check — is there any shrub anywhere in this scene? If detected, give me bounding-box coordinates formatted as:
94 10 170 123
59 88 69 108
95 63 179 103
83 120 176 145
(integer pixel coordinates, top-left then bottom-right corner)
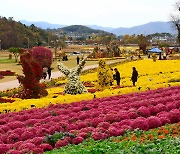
15 49 48 99
96 59 113 90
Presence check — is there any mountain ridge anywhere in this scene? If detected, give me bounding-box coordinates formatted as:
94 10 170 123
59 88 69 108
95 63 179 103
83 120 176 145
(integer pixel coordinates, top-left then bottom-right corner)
20 20 175 35
47 25 111 36
20 20 66 29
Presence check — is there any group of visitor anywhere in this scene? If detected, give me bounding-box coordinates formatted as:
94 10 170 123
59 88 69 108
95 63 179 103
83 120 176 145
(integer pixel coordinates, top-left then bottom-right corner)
42 67 53 80
113 67 138 86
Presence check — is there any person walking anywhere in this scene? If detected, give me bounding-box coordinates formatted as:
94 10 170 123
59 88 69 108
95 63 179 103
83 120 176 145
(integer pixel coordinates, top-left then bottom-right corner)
76 56 80 65
42 67 48 80
114 68 120 86
131 67 138 86
47 66 53 80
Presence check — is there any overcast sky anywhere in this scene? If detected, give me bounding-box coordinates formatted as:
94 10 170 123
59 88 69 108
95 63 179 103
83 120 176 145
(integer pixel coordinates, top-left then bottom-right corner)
0 0 176 28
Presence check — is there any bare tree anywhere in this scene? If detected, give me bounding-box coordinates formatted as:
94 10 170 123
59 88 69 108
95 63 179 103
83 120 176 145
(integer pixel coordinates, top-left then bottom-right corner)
170 0 180 45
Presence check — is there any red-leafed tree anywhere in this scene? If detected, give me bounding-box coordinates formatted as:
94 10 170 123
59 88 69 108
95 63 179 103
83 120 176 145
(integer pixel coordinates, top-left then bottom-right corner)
16 49 48 99
31 46 53 68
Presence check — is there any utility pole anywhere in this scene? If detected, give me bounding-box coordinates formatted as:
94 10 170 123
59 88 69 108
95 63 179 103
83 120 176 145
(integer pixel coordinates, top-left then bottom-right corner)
0 39 1 50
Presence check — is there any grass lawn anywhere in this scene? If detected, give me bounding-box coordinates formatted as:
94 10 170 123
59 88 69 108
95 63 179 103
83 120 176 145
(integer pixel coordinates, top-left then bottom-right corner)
0 56 124 83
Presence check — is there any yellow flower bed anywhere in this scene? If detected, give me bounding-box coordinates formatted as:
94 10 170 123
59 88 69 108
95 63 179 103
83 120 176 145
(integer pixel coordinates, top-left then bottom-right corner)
81 59 180 87
0 59 180 114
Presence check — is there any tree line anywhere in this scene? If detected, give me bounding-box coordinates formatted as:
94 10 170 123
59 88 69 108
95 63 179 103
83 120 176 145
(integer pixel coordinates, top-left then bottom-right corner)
0 16 51 49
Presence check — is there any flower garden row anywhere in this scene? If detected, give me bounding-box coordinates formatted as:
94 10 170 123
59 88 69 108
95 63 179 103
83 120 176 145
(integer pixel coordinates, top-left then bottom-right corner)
0 86 179 153
0 59 180 114
0 70 15 79
0 81 180 114
47 122 180 154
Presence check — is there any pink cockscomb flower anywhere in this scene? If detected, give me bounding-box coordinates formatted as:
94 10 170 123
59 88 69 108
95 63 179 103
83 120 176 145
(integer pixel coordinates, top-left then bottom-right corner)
91 131 103 140
0 144 10 153
120 125 132 131
72 137 84 145
166 102 177 111
32 147 44 153
159 117 171 125
55 139 69 149
107 126 120 137
21 131 34 141
13 141 23 150
168 109 180 123
8 121 25 130
65 124 78 131
1 125 10 133
12 128 25 136
0 134 8 144
79 113 90 120
77 121 87 129
130 117 149 131
25 119 39 126
36 128 50 137
31 137 44 146
78 132 88 139
119 119 133 127
38 144 53 152
97 122 110 129
147 116 162 129
18 142 35 151
0 120 6 125
137 106 150 117
91 118 103 127
149 106 159 115
128 111 139 119
7 133 20 144
155 104 168 112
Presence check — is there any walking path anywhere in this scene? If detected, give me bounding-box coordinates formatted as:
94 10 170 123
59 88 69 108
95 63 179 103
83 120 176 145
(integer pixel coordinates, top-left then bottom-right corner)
0 59 125 91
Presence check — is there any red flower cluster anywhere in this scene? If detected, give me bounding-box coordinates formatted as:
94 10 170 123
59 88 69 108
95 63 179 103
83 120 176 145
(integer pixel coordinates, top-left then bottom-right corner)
0 70 15 80
0 70 15 76
88 88 98 93
83 81 95 87
14 49 48 99
0 98 15 103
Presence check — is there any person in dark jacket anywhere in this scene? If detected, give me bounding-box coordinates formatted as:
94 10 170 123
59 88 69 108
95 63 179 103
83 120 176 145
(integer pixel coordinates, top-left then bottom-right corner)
76 56 80 65
47 67 53 79
131 67 138 86
114 68 120 86
43 67 48 80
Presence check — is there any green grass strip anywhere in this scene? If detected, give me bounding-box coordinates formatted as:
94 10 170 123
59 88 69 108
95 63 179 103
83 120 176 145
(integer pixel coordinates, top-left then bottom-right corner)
46 136 180 154
46 123 180 154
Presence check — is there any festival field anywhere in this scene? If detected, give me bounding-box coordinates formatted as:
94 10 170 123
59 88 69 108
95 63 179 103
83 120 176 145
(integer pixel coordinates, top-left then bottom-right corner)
0 58 180 153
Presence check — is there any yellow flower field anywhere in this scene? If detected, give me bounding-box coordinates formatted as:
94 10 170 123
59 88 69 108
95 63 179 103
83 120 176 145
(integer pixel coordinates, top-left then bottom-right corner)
0 59 180 114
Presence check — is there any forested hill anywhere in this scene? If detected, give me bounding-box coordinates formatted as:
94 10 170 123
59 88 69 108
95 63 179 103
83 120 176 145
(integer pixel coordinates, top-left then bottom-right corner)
0 17 49 49
49 25 111 35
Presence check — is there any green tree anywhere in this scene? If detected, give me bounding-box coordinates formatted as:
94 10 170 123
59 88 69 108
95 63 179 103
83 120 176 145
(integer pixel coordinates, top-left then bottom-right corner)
9 47 21 62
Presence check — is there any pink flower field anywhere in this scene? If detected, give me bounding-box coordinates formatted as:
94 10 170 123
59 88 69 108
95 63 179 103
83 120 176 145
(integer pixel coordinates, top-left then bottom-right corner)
0 86 180 153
